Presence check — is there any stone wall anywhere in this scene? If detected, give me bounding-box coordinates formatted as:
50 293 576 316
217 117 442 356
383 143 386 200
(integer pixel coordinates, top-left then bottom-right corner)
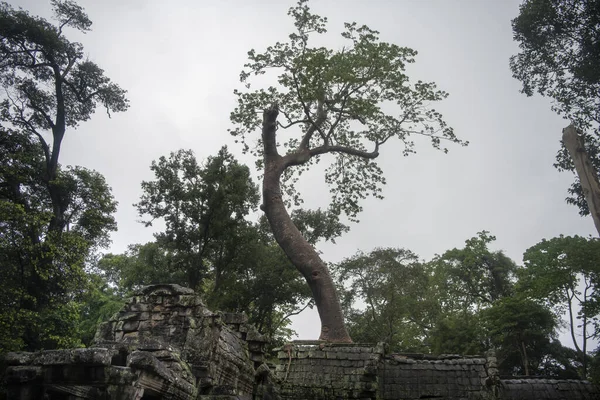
379 353 497 399
499 378 599 400
273 343 498 400
273 342 600 400
274 342 382 399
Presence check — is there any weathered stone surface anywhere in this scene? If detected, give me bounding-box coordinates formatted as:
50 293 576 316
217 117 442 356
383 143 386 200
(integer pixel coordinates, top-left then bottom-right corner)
499 378 599 400
272 343 600 400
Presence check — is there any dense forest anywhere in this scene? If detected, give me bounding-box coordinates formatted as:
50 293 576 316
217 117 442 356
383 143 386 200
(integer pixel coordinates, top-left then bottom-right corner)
1 0 600 384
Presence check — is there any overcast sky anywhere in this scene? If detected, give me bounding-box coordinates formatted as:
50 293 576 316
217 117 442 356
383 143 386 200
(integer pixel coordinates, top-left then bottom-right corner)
9 0 597 344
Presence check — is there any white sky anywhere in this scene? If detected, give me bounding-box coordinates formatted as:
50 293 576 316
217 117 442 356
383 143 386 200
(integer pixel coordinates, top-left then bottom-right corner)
9 0 596 346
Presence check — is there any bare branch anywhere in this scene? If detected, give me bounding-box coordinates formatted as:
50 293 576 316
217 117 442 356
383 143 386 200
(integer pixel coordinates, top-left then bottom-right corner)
278 119 310 129
272 300 314 333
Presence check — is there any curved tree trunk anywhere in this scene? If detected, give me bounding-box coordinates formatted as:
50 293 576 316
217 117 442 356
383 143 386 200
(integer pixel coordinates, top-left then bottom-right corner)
563 124 600 236
260 105 351 342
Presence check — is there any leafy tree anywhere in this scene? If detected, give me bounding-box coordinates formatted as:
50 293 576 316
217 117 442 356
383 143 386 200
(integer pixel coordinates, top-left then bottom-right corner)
424 232 518 357
536 340 582 379
334 233 571 378
135 146 260 291
510 0 600 215
427 233 563 374
482 296 558 376
77 272 124 346
0 129 117 351
97 242 180 293
589 347 600 384
230 0 466 342
521 235 600 377
108 148 323 342
429 231 517 313
0 1 125 352
428 312 486 356
206 222 313 344
334 248 433 351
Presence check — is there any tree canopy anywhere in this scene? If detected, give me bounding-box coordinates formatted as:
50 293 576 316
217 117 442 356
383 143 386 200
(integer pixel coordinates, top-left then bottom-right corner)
334 232 579 377
511 0 600 215
521 235 600 376
135 146 260 291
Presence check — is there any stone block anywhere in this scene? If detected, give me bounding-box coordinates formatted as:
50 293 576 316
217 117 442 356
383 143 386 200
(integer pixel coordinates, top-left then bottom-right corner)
122 320 140 332
5 366 42 384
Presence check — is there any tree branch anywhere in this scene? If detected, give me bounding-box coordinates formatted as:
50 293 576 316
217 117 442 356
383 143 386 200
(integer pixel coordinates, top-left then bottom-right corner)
309 142 380 159
299 99 327 150
62 79 101 104
58 17 73 37
262 103 280 159
61 53 77 79
21 90 55 129
273 300 314 333
7 91 52 167
278 119 310 129
291 70 327 146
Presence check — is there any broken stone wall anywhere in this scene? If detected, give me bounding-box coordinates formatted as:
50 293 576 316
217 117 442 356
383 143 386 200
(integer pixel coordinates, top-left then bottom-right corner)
272 342 600 400
4 284 268 400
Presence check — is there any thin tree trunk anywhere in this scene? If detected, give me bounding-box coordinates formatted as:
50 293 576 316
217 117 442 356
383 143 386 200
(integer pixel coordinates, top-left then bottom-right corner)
563 124 600 236
260 105 351 343
521 340 529 376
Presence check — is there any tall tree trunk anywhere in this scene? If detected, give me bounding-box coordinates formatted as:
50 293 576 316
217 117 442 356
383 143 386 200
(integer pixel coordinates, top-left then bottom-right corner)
563 124 600 236
260 105 351 343
47 65 67 234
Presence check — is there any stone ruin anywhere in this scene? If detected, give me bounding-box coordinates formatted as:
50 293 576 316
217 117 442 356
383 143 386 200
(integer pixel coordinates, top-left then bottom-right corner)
3 283 600 399
3 284 271 399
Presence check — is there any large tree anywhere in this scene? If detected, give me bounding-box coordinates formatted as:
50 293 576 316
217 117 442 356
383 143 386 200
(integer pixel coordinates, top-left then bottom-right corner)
0 1 127 351
0 0 128 232
482 296 558 376
134 146 260 291
510 0 600 217
521 235 600 377
230 0 466 342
